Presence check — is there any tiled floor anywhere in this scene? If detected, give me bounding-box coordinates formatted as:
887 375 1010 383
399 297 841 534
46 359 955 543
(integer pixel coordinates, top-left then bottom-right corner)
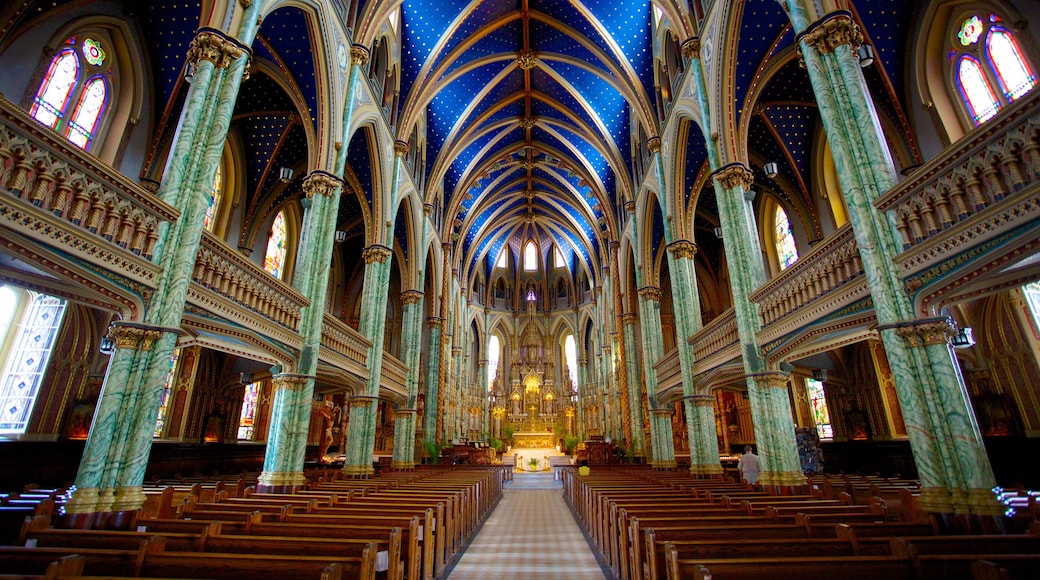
446 473 608 579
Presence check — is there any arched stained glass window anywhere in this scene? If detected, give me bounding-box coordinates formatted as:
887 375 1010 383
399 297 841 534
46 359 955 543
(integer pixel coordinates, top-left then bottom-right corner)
958 56 1001 124
237 382 260 440
988 28 1036 100
564 334 578 393
263 211 287 279
555 246 567 270
153 349 180 437
805 378 833 439
524 241 537 271
204 166 223 232
31 49 79 129
487 336 500 391
953 14 1037 127
495 249 507 269
0 290 67 434
774 206 799 270
66 76 108 148
30 37 112 151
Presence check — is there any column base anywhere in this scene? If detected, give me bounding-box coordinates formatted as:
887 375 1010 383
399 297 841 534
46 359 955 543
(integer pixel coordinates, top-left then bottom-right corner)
758 470 809 495
689 463 724 478
651 460 677 470
389 461 415 470
342 463 375 478
919 486 1005 517
64 487 101 515
111 485 146 512
257 470 307 493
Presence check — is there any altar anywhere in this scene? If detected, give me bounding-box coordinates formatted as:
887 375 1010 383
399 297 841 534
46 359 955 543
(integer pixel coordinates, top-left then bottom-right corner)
512 431 556 449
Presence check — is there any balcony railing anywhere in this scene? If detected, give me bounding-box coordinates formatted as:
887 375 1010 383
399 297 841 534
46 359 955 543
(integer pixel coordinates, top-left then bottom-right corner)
688 308 738 364
320 312 371 367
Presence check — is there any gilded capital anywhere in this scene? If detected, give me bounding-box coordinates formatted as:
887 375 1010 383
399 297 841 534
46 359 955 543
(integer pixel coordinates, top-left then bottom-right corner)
895 317 957 347
646 136 662 153
362 244 393 264
516 48 539 70
799 12 863 55
713 163 754 191
686 394 715 408
638 286 662 302
401 290 424 305
350 44 371 66
749 371 791 390
620 312 637 325
349 395 377 408
667 239 698 260
302 171 343 198
650 408 674 418
186 29 249 77
393 140 410 155
427 316 444 327
452 346 463 355
681 38 701 60
107 324 164 351
272 373 312 392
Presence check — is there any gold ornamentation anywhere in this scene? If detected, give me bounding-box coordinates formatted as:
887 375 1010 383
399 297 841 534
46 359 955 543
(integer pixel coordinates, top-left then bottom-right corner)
714 163 754 190
257 470 308 488
638 286 661 302
646 136 661 153
749 371 790 389
621 313 637 325
401 290 424 305
516 49 539 70
800 12 863 55
362 245 393 264
350 395 377 408
650 408 673 418
427 316 443 328
518 115 537 129
686 394 715 407
186 29 249 78
681 38 701 59
894 317 956 347
302 171 343 198
350 45 370 66
624 200 636 214
393 140 409 155
393 408 417 419
916 486 954 513
667 240 698 259
271 374 311 392
758 470 809 487
689 463 724 476
107 324 164 351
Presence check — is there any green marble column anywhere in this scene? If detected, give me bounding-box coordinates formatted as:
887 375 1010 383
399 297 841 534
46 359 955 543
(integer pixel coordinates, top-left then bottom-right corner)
712 164 806 489
638 286 677 469
422 316 443 441
621 314 645 457
343 244 394 477
783 4 999 514
477 358 489 437
258 374 312 491
392 289 425 469
667 239 722 476
577 356 588 439
67 24 259 516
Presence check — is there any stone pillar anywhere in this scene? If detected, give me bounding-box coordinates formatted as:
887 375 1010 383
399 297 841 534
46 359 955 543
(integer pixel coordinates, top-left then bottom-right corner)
746 372 806 491
256 374 311 492
638 286 676 469
783 5 1000 516
686 394 723 476
477 358 489 436
620 313 645 457
391 289 424 469
422 316 443 440
577 356 589 439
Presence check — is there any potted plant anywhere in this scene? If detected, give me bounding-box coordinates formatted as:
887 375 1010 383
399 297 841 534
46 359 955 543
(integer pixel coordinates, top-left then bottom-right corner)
502 426 516 451
563 435 580 455
527 456 540 472
422 439 444 465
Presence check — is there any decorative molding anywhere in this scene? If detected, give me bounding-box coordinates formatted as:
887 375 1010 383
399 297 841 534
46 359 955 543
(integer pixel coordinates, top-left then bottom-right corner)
350 44 370 66
666 239 698 259
888 317 957 347
108 323 165 351
393 140 409 155
798 11 863 55
362 244 393 264
186 28 250 78
680 38 700 60
646 136 661 153
748 371 790 389
302 171 343 198
638 286 661 302
271 373 313 391
401 290 424 305
516 49 539 70
620 313 637 325
713 163 754 190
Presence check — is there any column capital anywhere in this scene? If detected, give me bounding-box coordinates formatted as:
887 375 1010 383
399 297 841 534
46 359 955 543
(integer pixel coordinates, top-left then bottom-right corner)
713 163 754 190
638 286 661 302
401 290 424 305
271 373 313 391
362 244 393 264
681 37 700 59
883 317 957 347
621 312 637 325
624 200 636 214
477 359 488 366
798 11 863 55
423 203 435 216
646 136 662 153
451 346 463 355
186 28 251 77
393 140 410 155
108 322 179 351
684 394 715 407
302 171 343 198
427 316 444 327
350 44 371 66
393 408 417 419
349 395 378 408
650 408 674 418
667 239 698 259
748 371 791 389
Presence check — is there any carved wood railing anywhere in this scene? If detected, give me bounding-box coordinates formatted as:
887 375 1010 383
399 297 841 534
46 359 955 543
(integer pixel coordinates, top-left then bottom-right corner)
877 90 1039 254
688 308 738 363
320 313 371 367
380 352 409 395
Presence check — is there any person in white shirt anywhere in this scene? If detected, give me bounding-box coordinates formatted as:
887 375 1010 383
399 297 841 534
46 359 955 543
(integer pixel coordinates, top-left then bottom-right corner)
737 445 761 485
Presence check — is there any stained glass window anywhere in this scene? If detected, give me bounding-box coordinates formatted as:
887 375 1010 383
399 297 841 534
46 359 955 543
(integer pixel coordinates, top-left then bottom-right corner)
774 206 799 270
487 336 500 391
0 291 67 434
555 246 567 270
495 249 507 269
263 210 287 279
1023 282 1040 333
805 378 833 439
237 382 260 440
31 49 79 129
204 166 223 231
564 334 578 393
953 14 1036 127
524 241 537 271
153 349 180 437
66 77 108 148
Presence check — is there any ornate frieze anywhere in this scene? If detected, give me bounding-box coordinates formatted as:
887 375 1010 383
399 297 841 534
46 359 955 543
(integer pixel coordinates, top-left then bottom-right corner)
892 317 957 347
108 323 165 351
271 374 313 392
302 171 343 198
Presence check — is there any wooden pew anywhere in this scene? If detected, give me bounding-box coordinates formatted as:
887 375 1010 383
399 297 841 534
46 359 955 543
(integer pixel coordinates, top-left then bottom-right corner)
663 544 916 580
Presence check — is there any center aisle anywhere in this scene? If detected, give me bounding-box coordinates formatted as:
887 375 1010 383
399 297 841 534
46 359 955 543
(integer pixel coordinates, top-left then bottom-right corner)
446 472 608 579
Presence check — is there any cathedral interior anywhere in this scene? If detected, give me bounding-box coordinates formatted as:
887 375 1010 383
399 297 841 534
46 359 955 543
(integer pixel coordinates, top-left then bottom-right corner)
0 0 1038 521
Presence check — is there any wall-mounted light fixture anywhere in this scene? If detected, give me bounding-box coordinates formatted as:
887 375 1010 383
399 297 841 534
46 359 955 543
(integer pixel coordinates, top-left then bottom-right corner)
764 161 779 179
278 167 294 182
857 45 875 67
951 327 975 348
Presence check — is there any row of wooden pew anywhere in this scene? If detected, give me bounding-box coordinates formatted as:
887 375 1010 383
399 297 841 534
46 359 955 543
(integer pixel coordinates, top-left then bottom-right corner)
563 466 1040 580
0 465 506 579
